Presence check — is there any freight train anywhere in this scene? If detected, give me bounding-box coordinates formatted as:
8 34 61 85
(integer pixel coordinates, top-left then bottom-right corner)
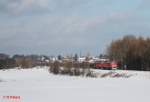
94 59 118 70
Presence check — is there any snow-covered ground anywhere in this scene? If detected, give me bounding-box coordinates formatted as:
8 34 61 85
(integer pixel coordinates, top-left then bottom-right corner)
0 67 150 102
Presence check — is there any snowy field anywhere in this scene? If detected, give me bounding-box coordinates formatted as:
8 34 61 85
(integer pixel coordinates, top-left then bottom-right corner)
0 67 150 102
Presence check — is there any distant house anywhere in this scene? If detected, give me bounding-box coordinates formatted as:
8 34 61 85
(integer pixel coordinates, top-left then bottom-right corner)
78 57 86 63
49 56 57 62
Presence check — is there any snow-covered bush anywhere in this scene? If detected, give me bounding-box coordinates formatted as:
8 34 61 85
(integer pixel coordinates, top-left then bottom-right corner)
49 61 96 77
49 61 60 74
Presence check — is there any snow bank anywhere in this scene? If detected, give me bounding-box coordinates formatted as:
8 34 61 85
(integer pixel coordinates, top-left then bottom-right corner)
93 69 150 79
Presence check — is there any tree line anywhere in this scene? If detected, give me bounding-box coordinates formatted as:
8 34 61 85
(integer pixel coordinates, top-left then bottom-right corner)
1 35 150 71
107 35 150 71
0 54 49 69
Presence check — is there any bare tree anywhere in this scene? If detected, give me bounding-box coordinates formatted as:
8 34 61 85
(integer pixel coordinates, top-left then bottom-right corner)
107 35 150 71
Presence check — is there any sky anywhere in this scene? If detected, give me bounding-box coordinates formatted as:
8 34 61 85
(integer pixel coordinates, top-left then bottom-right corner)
0 0 150 56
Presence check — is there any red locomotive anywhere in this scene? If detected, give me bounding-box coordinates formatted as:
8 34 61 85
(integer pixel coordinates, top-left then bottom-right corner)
94 59 118 70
